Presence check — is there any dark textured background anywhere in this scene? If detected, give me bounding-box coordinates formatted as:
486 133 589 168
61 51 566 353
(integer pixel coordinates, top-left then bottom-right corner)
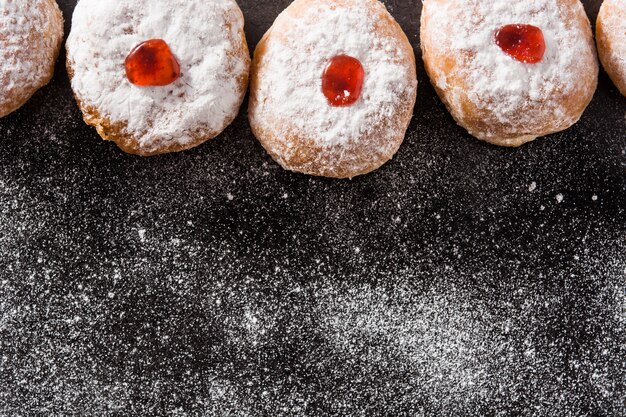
0 0 624 415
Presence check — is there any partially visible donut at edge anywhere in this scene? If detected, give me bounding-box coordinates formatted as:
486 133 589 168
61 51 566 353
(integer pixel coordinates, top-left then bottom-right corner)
0 0 64 118
66 0 250 156
597 0 626 97
248 0 418 179
420 0 598 147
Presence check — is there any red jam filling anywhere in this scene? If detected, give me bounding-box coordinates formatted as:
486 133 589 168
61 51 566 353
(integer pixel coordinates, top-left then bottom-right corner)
322 55 365 107
125 39 181 86
495 24 546 64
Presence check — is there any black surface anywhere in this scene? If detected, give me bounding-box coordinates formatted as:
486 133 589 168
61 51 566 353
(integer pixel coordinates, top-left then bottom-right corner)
0 0 625 415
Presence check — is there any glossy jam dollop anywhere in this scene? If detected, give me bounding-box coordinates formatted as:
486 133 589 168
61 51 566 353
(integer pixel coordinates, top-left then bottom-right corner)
125 39 181 86
322 55 365 107
495 24 546 64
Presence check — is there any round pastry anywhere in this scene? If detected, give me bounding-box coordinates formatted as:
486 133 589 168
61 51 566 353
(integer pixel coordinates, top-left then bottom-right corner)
248 0 418 178
0 0 64 118
596 0 626 97
66 0 250 156
420 0 598 147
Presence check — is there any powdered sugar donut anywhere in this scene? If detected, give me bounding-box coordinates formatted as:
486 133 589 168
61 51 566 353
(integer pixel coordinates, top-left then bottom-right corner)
66 0 250 156
597 0 626 97
0 0 63 118
249 0 418 178
421 0 598 147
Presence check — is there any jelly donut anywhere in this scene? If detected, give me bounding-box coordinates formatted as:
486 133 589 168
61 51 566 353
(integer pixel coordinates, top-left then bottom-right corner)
248 0 418 178
0 0 64 118
597 0 626 97
66 0 250 156
421 0 598 147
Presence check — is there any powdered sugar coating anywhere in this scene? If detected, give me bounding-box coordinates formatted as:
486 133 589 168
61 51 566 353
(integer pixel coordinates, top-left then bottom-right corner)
597 0 626 96
66 0 250 155
0 0 63 118
249 0 417 178
421 0 598 145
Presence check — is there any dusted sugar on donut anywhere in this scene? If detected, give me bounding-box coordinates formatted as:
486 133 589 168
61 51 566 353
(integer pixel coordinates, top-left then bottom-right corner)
421 0 598 147
0 0 64 118
249 0 418 179
597 0 626 97
66 0 250 156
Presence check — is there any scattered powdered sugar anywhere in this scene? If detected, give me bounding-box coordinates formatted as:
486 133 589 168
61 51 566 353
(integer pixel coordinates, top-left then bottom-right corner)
0 0 63 116
251 0 417 148
0 88 624 414
422 0 597 140
66 0 249 153
315 263 626 415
